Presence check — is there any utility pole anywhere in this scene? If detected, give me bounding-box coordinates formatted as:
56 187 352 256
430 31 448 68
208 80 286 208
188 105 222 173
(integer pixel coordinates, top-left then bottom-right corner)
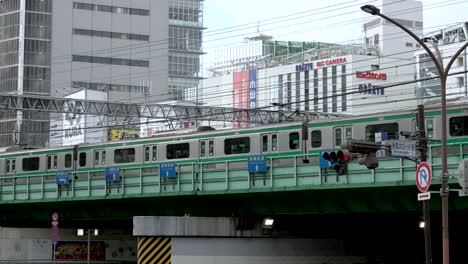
417 105 432 264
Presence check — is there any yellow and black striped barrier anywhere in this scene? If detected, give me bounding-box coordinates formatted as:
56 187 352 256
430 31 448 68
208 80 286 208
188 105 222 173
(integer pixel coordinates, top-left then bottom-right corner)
138 237 171 264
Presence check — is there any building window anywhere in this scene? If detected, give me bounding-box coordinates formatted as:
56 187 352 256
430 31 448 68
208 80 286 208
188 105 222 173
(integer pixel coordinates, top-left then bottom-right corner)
167 143 190 159
114 148 136 164
311 130 322 148
73 28 149 41
73 55 149 67
22 157 40 172
406 42 413 47
457 77 464 87
224 137 250 155
73 2 149 16
457 57 464 67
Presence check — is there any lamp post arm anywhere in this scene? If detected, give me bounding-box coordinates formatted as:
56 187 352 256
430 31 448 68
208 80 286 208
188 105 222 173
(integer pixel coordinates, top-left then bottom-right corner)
377 12 445 79
444 42 468 76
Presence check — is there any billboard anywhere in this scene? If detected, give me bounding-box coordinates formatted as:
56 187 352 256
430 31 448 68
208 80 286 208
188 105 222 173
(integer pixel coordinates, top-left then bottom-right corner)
62 91 86 146
108 128 140 141
249 69 257 109
233 71 249 128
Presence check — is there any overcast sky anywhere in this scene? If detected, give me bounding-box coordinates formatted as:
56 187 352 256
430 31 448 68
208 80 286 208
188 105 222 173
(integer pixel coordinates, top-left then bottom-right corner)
201 0 468 72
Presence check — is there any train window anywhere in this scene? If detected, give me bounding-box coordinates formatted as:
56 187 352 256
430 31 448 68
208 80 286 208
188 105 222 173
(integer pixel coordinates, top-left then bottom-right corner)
272 135 278 151
311 130 322 148
145 147 150 161
335 128 342 147
224 137 250 155
167 143 190 159
262 135 268 152
102 151 106 165
65 154 72 168
366 123 399 141
12 160 15 172
79 152 86 167
6 160 9 173
426 120 434 138
22 157 40 171
47 155 57 170
289 132 299 150
345 127 352 140
47 156 51 169
450 116 468 136
114 148 135 164
200 141 206 157
94 152 99 165
209 140 214 156
152 146 157 161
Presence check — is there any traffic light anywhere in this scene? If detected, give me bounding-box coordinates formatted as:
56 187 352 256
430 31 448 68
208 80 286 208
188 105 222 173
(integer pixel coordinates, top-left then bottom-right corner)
321 150 349 175
341 140 381 169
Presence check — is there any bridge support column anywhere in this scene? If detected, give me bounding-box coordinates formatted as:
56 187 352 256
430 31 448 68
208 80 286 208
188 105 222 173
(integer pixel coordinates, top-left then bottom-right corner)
137 236 171 264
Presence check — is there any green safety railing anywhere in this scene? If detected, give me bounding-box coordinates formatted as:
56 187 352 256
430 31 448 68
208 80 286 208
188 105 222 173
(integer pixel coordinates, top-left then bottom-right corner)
0 142 465 204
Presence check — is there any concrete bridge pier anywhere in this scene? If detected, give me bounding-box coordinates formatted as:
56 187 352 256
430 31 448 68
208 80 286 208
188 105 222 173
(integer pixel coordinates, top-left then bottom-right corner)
133 216 367 264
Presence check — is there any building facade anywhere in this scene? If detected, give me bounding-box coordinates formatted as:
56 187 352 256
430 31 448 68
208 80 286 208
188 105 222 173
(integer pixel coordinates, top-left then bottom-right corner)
0 0 204 148
415 22 468 104
362 0 423 59
202 54 416 128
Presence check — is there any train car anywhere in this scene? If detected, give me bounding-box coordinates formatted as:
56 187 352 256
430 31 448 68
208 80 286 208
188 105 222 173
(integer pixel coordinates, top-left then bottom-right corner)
1 100 468 181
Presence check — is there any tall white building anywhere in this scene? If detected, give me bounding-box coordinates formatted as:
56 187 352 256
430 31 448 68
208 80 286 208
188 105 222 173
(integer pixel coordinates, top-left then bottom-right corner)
415 22 468 103
362 0 423 58
0 0 204 148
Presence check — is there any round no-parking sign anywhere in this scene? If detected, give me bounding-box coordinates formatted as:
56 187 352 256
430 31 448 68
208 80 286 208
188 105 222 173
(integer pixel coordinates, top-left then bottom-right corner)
416 162 432 192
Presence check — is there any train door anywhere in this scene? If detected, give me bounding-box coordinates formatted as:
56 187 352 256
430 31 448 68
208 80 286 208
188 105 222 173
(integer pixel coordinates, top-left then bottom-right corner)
47 155 57 171
5 158 15 174
143 145 158 163
4 158 15 183
199 139 214 159
333 126 353 148
93 149 106 168
261 133 278 153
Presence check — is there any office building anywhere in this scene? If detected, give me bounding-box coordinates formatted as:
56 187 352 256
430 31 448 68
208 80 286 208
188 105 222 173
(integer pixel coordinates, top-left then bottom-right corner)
0 0 204 148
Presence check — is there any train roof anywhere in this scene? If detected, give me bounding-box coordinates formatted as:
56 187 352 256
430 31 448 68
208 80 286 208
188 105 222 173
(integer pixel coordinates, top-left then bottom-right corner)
1 99 468 155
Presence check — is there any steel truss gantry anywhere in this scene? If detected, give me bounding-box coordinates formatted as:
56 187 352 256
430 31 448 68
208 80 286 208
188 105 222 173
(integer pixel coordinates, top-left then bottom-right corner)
0 94 344 125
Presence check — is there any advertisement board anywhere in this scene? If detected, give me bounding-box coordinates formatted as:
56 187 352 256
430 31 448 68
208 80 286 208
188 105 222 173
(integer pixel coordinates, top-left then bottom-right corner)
108 128 139 141
233 71 249 128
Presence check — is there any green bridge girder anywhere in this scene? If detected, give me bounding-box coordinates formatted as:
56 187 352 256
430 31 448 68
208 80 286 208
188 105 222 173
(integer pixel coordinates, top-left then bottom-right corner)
0 143 467 226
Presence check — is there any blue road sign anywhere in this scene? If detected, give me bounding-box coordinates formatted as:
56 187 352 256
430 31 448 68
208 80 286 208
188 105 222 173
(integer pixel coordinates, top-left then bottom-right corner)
248 155 267 173
105 167 120 182
160 162 176 178
55 171 69 185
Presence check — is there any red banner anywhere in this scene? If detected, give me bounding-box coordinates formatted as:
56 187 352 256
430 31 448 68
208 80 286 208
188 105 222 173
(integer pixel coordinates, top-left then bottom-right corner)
233 71 249 128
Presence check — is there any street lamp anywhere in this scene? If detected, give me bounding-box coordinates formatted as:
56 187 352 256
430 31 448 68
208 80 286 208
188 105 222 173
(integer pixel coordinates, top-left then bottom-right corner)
361 5 468 264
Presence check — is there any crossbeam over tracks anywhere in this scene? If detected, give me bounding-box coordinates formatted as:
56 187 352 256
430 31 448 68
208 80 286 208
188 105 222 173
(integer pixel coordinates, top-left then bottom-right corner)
0 94 344 124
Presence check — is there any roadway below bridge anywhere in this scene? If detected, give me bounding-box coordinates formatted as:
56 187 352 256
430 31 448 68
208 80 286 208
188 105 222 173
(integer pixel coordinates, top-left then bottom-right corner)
1 185 468 263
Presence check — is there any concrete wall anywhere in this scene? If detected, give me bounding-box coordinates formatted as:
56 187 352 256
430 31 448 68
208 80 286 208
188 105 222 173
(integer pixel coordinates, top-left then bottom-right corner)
172 237 367 264
0 227 136 262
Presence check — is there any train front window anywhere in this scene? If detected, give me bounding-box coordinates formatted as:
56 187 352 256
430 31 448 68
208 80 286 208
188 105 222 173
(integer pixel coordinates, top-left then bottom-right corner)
22 157 40 171
450 116 468 137
167 143 190 159
365 123 399 141
289 132 299 150
114 148 136 163
224 137 250 155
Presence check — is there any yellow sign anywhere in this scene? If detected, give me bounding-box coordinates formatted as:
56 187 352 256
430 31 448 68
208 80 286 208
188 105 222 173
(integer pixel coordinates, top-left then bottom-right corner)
108 128 139 141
